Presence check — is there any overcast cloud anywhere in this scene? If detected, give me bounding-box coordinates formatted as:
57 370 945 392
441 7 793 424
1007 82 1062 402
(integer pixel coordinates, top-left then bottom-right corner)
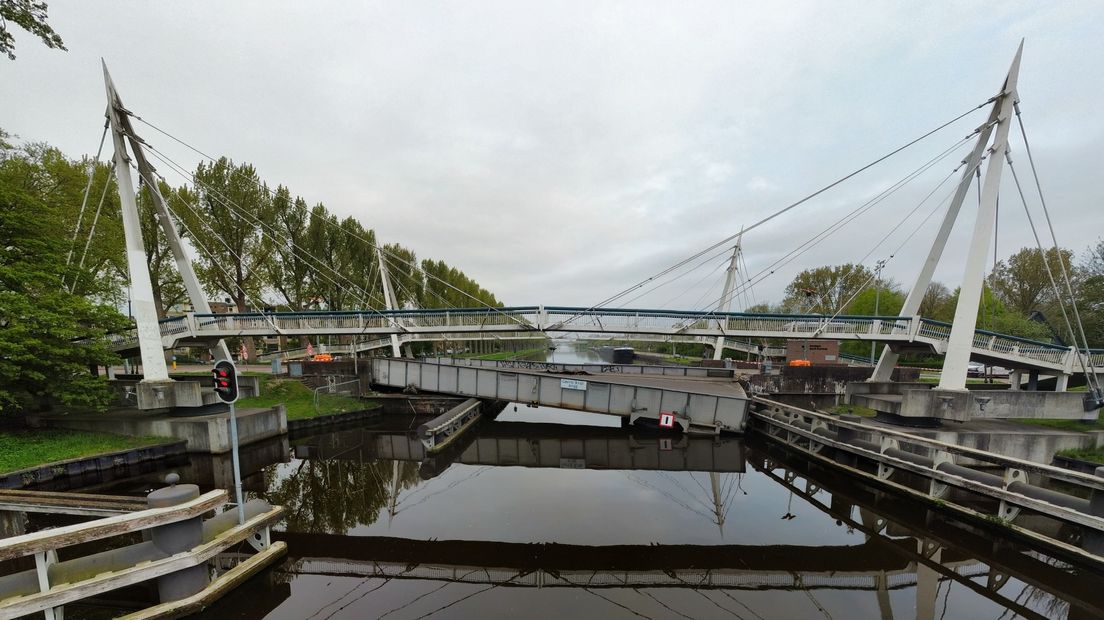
3 2 1102 310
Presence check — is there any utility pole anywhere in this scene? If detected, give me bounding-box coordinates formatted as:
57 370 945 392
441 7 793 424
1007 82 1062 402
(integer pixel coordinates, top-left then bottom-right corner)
870 259 886 365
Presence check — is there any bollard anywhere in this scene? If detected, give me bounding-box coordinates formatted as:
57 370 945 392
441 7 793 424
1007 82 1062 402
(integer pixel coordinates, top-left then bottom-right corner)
146 473 208 602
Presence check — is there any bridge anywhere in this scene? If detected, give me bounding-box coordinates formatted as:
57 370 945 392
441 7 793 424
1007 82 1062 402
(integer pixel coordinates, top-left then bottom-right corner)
86 45 1101 418
114 305 1103 376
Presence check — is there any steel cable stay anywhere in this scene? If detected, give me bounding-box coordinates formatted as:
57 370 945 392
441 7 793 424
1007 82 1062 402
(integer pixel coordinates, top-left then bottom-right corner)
808 163 968 336
696 133 977 324
141 146 395 315
69 161 117 293
142 138 514 329
141 152 440 352
127 113 527 326
605 130 975 333
1006 156 1101 395
554 100 995 326
65 118 109 270
145 169 288 338
677 133 978 330
634 587 698 620
1014 105 1103 400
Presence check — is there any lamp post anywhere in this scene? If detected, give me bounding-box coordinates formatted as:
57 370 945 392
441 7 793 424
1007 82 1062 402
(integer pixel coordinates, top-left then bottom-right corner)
871 259 886 365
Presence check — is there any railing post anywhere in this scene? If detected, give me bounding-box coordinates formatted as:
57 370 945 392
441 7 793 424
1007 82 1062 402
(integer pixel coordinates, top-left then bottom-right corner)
34 549 59 620
146 473 209 602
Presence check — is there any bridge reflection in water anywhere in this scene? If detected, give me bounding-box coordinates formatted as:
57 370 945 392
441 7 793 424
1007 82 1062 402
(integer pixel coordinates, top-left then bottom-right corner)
194 417 1104 620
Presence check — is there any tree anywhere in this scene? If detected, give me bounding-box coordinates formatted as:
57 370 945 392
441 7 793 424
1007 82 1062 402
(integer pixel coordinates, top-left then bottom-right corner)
1084 238 1104 277
262 186 312 311
782 264 873 314
918 282 954 321
381 243 422 307
987 246 1076 316
0 0 66 60
138 180 189 318
185 157 271 358
1076 275 1104 348
0 182 126 413
0 140 125 302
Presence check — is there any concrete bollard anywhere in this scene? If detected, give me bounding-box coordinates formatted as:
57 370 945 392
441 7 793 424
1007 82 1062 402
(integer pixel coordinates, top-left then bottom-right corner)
147 473 208 602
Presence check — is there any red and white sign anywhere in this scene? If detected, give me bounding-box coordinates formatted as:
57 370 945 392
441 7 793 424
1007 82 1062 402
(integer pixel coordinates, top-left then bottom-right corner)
306 341 315 357
659 412 675 428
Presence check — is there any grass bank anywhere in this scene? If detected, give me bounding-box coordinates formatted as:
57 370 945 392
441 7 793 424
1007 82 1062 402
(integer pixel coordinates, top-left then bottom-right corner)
1057 447 1104 465
0 429 170 474
238 376 375 421
1017 418 1104 432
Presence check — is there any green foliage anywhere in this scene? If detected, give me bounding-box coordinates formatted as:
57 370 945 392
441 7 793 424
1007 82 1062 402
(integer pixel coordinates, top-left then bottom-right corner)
987 246 1076 316
262 457 421 534
0 157 127 414
237 376 374 421
0 0 66 61
1056 447 1104 465
0 429 168 473
1076 275 1104 348
1083 237 1104 277
783 264 879 314
420 259 500 308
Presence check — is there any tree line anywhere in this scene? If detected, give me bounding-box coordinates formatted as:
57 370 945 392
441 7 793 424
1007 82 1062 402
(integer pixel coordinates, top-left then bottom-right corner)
749 244 1104 353
0 130 503 410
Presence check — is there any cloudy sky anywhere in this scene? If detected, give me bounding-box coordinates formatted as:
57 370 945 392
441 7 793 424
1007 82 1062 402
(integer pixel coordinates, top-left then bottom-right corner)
3 2 1102 310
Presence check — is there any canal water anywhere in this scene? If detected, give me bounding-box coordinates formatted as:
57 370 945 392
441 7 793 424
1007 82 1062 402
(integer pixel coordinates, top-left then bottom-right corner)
51 342 1104 618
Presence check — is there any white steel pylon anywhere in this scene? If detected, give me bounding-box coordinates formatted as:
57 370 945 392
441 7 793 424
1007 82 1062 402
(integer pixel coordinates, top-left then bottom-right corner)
870 42 1023 389
103 62 232 380
712 232 744 361
376 246 403 357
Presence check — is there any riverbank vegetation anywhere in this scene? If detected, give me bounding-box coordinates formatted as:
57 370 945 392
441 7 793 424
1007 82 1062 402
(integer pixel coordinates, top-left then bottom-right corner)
0 429 170 474
0 129 503 415
238 376 374 421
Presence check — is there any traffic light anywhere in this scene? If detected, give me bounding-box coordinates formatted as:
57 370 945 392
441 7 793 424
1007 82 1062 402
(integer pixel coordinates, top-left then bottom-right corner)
212 360 239 404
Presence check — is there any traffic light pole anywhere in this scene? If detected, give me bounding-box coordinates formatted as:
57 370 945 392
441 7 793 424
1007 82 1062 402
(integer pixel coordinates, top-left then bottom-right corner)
213 360 246 525
228 401 245 525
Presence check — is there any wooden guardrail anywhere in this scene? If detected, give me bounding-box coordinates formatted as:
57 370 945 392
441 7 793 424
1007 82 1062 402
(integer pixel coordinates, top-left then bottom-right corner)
0 489 147 516
0 489 286 620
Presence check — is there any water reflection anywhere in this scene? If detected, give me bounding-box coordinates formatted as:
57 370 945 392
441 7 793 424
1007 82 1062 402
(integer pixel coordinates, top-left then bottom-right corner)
199 412 1104 619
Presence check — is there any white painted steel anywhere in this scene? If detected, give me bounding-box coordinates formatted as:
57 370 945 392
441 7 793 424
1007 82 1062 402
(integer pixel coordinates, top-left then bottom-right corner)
371 358 748 433
103 64 170 383
941 44 1022 391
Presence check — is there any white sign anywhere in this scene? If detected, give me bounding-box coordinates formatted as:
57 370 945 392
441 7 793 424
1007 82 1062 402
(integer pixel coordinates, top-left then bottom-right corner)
659 412 675 428
659 438 673 451
561 378 588 391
